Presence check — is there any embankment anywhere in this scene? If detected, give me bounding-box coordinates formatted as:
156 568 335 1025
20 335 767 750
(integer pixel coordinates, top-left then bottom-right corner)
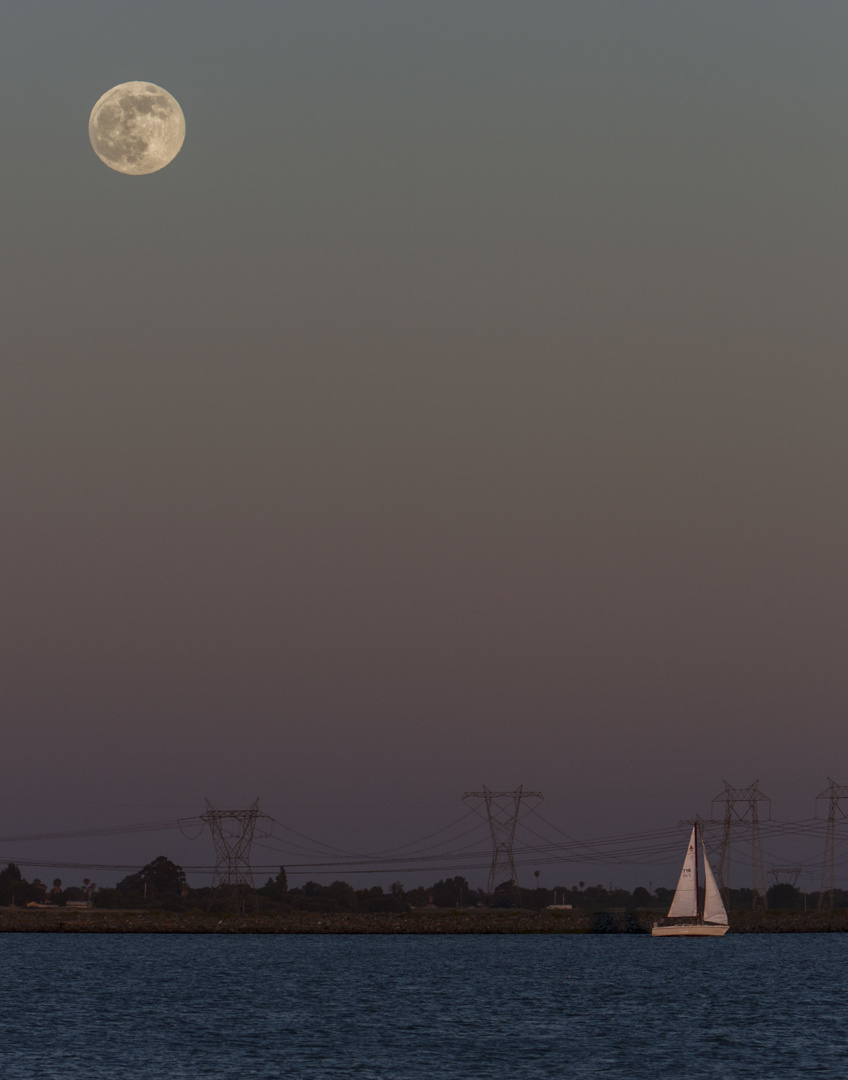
2 907 845 933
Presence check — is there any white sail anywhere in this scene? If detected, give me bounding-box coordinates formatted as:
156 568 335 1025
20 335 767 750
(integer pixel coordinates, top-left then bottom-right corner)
702 847 728 925
667 827 698 919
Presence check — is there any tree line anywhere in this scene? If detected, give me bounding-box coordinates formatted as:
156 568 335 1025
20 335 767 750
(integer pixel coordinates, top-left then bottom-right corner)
0 859 838 914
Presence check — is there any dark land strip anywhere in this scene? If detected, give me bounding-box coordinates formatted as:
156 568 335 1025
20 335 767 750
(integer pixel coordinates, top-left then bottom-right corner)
1 908 846 934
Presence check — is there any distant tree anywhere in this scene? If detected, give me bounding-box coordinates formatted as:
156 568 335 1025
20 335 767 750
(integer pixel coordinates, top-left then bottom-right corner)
93 886 138 909
402 885 429 907
515 885 553 911
489 880 521 908
431 877 471 908
767 882 803 911
116 856 186 901
258 867 289 903
355 885 408 913
325 880 356 909
285 880 346 913
0 863 23 905
0 864 51 907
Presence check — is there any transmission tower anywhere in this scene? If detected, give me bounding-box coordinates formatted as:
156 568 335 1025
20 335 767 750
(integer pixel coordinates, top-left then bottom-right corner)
711 780 770 911
816 778 848 911
201 798 269 891
462 785 542 894
768 867 802 888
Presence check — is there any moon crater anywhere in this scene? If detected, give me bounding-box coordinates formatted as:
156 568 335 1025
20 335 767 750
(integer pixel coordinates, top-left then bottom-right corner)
89 82 185 175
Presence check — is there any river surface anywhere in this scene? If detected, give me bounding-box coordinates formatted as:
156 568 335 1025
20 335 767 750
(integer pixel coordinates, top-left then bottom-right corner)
0 933 845 1078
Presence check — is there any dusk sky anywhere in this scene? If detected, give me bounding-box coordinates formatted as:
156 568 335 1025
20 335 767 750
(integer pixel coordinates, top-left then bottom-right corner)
3 1 848 890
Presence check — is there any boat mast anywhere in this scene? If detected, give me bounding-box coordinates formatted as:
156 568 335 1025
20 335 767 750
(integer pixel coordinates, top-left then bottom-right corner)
694 819 701 923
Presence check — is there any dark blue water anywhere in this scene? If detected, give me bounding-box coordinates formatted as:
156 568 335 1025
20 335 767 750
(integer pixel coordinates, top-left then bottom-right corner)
0 934 845 1078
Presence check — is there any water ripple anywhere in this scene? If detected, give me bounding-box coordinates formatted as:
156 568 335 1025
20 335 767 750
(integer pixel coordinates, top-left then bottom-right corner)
0 934 845 1078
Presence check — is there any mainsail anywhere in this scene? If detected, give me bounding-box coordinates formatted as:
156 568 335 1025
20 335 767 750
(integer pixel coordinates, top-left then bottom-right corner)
667 826 698 919
702 846 728 925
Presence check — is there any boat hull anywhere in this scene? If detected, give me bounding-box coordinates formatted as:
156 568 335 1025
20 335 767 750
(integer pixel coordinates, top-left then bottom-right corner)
651 923 728 937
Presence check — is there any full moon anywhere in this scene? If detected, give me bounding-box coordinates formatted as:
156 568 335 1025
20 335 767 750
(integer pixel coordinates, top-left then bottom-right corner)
89 82 185 175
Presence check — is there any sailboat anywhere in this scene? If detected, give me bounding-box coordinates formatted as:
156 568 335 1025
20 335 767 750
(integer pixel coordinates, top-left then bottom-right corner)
651 821 729 937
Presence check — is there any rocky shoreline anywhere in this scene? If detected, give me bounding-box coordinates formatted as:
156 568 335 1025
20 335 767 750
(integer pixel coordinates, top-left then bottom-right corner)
1 907 847 934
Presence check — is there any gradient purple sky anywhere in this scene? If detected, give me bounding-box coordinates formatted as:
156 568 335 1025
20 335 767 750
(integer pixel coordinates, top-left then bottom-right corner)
2 1 848 890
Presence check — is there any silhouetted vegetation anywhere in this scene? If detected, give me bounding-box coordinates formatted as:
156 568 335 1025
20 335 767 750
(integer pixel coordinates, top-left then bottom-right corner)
2 859 843 915
0 863 49 907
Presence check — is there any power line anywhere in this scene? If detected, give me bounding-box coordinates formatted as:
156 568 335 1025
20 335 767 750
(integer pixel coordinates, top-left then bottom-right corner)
0 819 197 845
5 784 848 892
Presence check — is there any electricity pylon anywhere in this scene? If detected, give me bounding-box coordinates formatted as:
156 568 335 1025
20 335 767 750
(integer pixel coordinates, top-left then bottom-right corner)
768 867 802 888
816 778 848 911
201 798 269 891
711 780 770 911
462 785 542 894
